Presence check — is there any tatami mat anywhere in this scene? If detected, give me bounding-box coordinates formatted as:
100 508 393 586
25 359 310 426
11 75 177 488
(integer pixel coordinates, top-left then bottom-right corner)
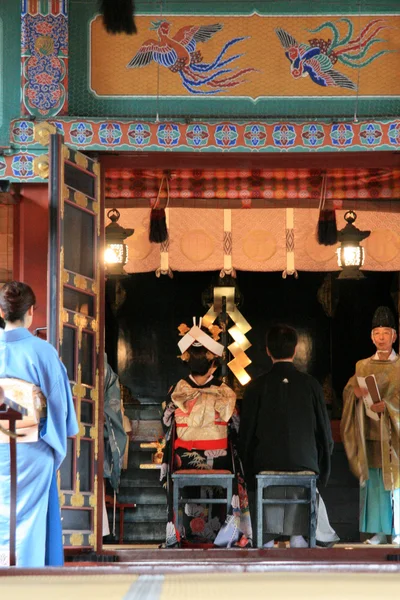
1 574 137 600
2 572 400 600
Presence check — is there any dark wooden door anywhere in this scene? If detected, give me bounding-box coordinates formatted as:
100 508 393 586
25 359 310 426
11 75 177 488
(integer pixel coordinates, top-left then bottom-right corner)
48 134 104 551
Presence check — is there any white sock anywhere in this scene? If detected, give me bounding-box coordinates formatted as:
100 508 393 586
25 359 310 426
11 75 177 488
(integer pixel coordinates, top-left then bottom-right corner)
392 535 400 546
263 539 275 548
365 534 387 545
290 535 308 548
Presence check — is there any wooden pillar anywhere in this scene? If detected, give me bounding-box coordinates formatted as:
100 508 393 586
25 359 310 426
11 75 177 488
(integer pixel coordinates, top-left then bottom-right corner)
13 184 49 332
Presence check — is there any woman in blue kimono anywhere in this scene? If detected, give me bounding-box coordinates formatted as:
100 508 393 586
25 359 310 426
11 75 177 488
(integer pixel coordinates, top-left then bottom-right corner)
0 281 78 567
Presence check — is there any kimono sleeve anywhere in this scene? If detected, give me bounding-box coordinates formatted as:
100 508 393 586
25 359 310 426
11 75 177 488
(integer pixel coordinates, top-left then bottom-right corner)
384 363 400 441
341 372 370 484
40 360 79 470
214 383 236 423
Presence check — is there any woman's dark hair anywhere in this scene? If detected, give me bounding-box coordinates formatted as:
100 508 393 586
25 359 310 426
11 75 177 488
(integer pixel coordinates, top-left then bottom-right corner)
187 345 219 376
0 281 36 323
266 324 298 360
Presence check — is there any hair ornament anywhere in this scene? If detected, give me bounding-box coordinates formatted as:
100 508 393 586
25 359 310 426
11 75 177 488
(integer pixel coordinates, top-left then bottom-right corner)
177 317 224 357
178 323 191 337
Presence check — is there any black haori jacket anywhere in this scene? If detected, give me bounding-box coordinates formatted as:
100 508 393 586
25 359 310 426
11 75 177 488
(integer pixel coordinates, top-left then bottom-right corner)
238 362 333 487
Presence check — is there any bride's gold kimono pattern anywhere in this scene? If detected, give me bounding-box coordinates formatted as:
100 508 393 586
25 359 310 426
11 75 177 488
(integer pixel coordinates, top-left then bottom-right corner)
172 379 236 449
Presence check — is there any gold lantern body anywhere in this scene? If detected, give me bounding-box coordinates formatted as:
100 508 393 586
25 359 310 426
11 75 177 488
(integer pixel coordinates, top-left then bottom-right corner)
105 209 134 276
336 211 370 280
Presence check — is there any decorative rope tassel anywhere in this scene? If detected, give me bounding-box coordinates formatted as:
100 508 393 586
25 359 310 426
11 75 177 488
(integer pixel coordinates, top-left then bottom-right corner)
149 173 170 244
100 0 137 35
317 174 338 246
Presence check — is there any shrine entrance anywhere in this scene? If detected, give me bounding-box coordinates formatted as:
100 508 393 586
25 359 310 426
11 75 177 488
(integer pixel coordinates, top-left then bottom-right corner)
8 146 400 555
98 150 400 549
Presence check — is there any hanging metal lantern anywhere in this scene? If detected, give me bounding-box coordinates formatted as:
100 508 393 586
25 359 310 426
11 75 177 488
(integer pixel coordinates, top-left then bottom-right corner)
336 211 370 280
105 209 134 276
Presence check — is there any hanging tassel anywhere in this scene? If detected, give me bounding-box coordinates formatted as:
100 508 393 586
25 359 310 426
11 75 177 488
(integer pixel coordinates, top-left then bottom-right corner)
149 174 169 244
149 208 168 243
317 173 338 246
100 0 137 35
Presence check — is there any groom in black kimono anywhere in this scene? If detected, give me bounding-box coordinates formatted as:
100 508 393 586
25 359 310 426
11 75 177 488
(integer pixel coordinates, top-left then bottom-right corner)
239 324 335 547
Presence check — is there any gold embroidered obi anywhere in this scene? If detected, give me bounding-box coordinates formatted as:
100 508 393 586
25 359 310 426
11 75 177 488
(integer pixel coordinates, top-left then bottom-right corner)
171 379 236 450
0 378 46 444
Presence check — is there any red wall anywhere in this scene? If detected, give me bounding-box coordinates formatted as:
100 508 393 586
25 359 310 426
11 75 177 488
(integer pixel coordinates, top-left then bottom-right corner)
13 184 49 333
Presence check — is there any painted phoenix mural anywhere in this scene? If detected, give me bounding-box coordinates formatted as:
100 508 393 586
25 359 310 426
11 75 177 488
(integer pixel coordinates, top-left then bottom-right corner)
90 14 399 98
126 21 255 94
275 18 394 90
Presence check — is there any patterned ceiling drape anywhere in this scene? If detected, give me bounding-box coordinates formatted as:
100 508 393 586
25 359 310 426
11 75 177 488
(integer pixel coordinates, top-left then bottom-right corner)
105 168 400 204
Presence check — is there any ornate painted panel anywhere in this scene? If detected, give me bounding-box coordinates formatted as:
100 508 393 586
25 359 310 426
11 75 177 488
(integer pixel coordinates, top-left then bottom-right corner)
90 15 398 99
0 0 20 147
68 0 400 119
2 118 400 163
0 18 2 135
21 0 68 117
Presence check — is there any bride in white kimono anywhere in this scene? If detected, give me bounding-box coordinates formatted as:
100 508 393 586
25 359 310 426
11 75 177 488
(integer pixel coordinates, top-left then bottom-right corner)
0 281 78 567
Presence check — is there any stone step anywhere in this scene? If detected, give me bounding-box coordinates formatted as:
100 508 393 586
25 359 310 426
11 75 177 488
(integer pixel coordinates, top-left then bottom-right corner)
122 393 165 406
118 486 167 505
121 522 165 542
106 503 167 524
126 441 165 468
111 408 167 543
126 450 157 469
130 419 163 442
124 406 162 421
120 469 162 488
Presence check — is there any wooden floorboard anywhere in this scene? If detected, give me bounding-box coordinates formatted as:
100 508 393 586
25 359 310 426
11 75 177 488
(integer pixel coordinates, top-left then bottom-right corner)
104 543 400 564
1 545 399 577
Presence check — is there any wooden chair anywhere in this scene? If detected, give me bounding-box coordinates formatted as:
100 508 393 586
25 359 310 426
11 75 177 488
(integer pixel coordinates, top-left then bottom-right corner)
171 470 234 537
256 471 317 548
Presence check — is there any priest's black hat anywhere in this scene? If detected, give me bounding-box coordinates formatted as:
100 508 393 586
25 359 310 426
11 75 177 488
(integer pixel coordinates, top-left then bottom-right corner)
371 306 396 330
